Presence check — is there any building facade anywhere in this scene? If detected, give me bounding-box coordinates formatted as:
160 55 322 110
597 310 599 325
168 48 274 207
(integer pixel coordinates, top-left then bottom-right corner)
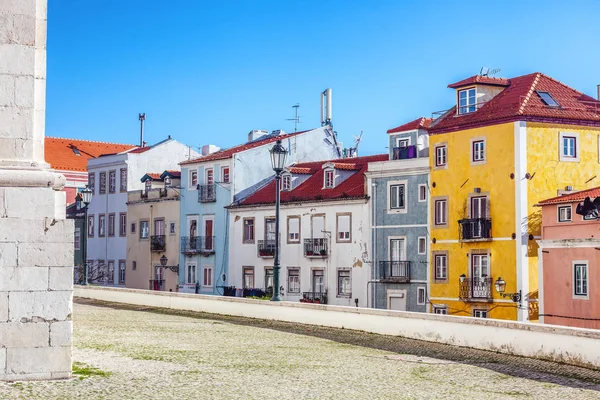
366 118 431 311
178 127 341 295
228 155 386 306
428 72 600 321
537 187 600 329
86 137 199 285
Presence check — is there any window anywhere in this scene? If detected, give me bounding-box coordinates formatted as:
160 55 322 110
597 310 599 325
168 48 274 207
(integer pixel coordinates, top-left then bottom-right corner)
559 132 580 162
287 216 300 243
169 222 176 234
108 213 115 236
574 262 588 297
74 228 81 251
99 172 106 194
435 145 447 167
390 184 405 210
98 214 106 237
108 170 116 193
120 168 127 192
288 268 300 294
144 180 151 193
243 267 254 289
473 309 488 318
243 218 255 243
265 268 274 291
336 213 351 242
221 166 230 183
418 184 427 202
337 269 351 297
433 306 448 315
88 173 95 194
558 206 572 222
537 91 560 107
131 222 136 234
119 213 127 236
397 138 410 148
187 264 196 284
434 199 447 226
471 254 489 279
265 217 276 241
458 88 476 114
140 220 149 239
563 136 576 158
107 260 115 283
435 254 447 280
97 260 106 282
472 140 485 162
132 261 137 271
190 170 198 188
88 215 94 237
418 237 426 255
282 174 291 191
324 169 334 188
203 266 213 287
417 287 426 305
118 260 126 284
206 168 214 185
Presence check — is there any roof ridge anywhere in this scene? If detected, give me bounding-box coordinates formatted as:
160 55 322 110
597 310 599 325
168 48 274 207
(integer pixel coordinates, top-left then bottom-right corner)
46 137 136 147
517 73 541 115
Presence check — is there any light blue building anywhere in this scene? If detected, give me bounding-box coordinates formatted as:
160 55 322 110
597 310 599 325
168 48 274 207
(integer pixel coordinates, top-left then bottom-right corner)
366 118 431 312
178 128 341 294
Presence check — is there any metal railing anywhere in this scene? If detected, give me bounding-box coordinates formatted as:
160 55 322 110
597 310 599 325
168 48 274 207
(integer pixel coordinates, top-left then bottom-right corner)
459 277 492 300
379 261 411 282
459 218 492 240
303 238 328 258
149 279 165 291
150 235 166 251
392 145 418 160
198 184 216 203
257 240 276 257
301 291 327 304
180 236 215 254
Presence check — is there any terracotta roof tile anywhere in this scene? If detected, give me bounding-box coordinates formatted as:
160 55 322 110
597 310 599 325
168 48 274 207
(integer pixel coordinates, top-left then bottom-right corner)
537 186 600 205
164 170 181 178
447 75 510 89
44 137 136 172
333 162 361 171
387 117 433 134
286 167 314 174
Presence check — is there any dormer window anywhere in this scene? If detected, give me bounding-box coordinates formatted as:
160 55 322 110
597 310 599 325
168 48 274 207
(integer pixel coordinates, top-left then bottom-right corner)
282 174 291 191
458 88 476 114
144 180 151 193
164 177 172 187
324 169 335 188
537 91 560 108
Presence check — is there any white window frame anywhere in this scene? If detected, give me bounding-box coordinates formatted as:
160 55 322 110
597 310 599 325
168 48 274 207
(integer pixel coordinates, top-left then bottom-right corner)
470 137 486 165
205 168 214 185
433 306 448 315
434 198 448 227
189 169 198 189
434 144 447 168
282 173 292 191
473 309 488 318
418 184 427 202
336 213 351 243
139 220 149 239
287 216 300 243
387 180 408 214
324 169 335 188
221 166 230 183
187 264 196 284
118 260 126 284
458 87 476 114
434 254 448 280
396 137 411 148
417 237 426 255
559 132 580 162
337 268 352 297
558 205 572 223
573 261 589 299
202 266 214 288
416 287 426 305
287 268 300 294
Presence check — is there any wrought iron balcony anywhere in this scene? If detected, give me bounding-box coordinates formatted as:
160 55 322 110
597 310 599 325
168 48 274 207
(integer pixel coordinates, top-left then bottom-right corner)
303 238 329 258
149 279 164 291
301 291 327 304
150 235 166 251
392 145 418 160
180 236 215 255
198 184 216 203
459 277 492 301
459 218 492 241
379 261 411 283
257 240 276 258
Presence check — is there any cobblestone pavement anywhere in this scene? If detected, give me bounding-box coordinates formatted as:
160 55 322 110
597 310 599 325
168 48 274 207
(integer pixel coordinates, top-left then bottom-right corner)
1 300 600 400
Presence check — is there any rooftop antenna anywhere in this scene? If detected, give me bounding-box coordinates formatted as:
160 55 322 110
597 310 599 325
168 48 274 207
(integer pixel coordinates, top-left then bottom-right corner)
286 103 301 132
320 88 332 127
138 113 146 147
480 67 501 77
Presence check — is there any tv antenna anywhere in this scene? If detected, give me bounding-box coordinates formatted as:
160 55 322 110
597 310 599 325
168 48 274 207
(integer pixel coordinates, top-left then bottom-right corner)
480 67 501 77
286 103 301 132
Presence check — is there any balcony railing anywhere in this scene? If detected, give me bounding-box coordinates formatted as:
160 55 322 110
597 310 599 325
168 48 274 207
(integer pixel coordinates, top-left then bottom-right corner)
379 261 411 283
257 240 276 258
459 277 492 301
180 236 215 255
301 291 327 304
459 218 492 241
392 145 418 160
150 235 166 251
304 238 329 258
149 279 165 291
198 184 216 203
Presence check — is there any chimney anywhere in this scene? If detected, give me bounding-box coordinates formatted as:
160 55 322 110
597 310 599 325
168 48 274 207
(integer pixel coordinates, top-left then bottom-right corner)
248 130 268 142
597 84 600 101
271 129 286 136
201 145 220 156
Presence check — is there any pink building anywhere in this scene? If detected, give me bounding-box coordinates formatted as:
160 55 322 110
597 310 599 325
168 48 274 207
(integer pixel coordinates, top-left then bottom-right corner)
537 187 600 329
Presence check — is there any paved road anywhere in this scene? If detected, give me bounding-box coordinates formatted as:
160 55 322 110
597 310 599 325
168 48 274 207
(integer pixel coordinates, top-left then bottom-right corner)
1 299 599 399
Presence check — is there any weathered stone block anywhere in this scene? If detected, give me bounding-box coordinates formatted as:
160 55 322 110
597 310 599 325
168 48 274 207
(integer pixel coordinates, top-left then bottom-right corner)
0 74 14 107
4 187 57 219
50 320 71 347
15 75 34 108
0 266 48 291
18 242 73 267
0 293 7 322
0 349 5 375
0 43 35 76
0 107 32 140
6 346 71 375
0 243 17 268
48 267 73 291
0 0 36 16
0 321 49 347
8 291 72 322
11 14 35 46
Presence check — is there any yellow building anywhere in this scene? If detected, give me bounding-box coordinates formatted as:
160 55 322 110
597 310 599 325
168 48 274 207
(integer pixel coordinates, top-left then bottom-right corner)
428 73 600 321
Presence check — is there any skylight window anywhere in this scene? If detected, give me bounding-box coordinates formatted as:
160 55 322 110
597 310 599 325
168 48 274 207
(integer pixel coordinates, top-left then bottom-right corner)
536 91 560 108
70 145 81 156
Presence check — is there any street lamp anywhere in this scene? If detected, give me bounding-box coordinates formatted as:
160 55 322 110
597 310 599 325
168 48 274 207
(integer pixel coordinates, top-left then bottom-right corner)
494 276 522 306
269 139 287 301
78 185 93 285
159 254 178 273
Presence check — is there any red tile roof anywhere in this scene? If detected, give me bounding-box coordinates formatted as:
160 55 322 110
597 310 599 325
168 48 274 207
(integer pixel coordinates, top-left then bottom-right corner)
286 167 314 174
164 170 181 178
180 130 311 165
387 117 433 134
333 162 361 171
128 146 152 154
44 137 136 172
144 173 162 180
447 75 510 89
235 154 388 206
430 73 600 134
537 186 600 206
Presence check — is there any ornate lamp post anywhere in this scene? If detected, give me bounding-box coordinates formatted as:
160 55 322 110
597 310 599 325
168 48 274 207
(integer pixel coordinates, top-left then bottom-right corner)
494 276 522 307
269 139 287 301
78 185 93 285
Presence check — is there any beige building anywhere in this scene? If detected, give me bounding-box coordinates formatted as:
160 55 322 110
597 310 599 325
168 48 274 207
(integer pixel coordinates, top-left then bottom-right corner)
126 171 181 292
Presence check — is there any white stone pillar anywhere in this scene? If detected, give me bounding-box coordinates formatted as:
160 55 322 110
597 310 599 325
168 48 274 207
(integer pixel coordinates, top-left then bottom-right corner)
0 0 73 381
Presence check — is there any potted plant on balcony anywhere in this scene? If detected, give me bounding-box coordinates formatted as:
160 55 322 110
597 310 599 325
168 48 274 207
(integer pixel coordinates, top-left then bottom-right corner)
319 249 327 256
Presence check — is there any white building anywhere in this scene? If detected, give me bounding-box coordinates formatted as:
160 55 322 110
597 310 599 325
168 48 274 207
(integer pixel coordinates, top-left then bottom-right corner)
227 154 387 307
86 137 199 285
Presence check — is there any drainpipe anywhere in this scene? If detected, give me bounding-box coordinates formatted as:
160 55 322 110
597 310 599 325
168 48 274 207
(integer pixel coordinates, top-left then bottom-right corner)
370 181 377 308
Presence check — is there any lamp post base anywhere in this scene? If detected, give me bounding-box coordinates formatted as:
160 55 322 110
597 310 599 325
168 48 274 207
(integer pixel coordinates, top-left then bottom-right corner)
270 294 283 302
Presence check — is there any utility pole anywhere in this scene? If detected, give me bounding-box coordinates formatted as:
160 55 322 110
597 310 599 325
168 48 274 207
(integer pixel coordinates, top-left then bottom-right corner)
139 113 146 147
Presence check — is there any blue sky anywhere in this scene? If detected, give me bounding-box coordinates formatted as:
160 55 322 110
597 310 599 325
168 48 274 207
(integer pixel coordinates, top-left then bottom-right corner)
46 0 600 156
